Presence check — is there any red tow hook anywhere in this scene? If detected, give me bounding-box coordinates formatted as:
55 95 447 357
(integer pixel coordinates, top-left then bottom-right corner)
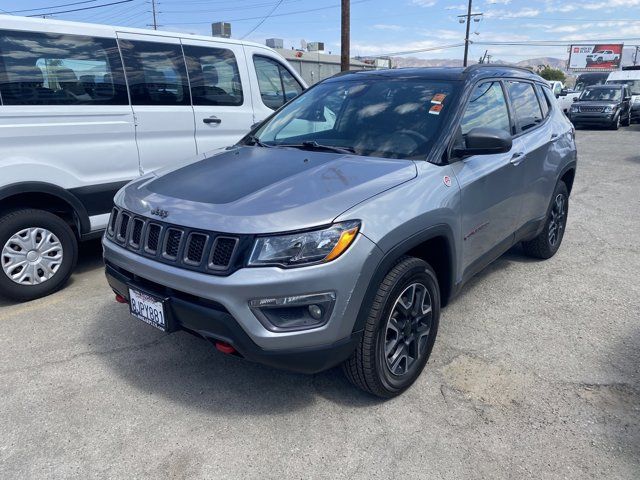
115 294 127 304
215 341 236 355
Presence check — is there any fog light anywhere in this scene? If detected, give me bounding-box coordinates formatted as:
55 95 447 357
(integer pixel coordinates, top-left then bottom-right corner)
308 304 323 320
249 292 335 331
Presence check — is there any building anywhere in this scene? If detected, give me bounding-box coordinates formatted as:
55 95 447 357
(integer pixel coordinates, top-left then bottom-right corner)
273 47 376 85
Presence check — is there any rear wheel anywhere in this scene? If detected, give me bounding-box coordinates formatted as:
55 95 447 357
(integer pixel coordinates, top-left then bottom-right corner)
622 111 631 127
343 257 440 398
522 181 569 260
0 209 77 301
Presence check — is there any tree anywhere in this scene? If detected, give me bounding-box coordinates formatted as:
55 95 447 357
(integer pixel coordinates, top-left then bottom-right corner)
537 66 566 82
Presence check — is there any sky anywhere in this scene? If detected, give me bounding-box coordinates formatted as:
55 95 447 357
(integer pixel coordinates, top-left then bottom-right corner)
1 0 639 63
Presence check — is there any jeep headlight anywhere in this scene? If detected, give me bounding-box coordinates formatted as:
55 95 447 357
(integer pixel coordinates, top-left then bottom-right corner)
570 105 579 113
248 221 360 267
632 96 640 105
603 106 616 113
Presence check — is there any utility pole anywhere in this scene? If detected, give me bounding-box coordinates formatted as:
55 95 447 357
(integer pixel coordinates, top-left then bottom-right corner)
341 0 350 72
634 46 639 66
151 0 158 30
463 0 472 67
458 0 482 67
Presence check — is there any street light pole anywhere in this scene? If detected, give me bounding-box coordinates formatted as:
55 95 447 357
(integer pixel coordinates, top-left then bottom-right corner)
341 0 350 72
463 0 472 67
151 0 158 30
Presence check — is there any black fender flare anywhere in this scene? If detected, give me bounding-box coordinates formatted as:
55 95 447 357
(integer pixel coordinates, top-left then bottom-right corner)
0 181 91 234
352 223 457 333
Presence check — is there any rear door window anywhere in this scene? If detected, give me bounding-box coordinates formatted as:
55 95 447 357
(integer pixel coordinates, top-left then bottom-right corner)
253 55 303 109
0 30 127 106
535 84 551 117
119 39 190 106
460 81 511 136
505 81 543 133
183 44 243 106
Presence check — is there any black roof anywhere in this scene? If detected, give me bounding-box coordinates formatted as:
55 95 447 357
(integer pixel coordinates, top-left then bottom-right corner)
328 64 544 83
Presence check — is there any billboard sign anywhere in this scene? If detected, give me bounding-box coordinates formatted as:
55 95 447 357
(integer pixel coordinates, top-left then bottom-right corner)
569 44 623 71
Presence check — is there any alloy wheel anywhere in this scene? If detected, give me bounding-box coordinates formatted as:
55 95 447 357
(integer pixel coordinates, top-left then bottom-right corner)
383 282 433 376
548 194 566 247
1 227 64 285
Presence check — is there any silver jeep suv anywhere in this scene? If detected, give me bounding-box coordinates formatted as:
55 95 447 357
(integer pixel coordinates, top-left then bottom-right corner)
103 65 577 397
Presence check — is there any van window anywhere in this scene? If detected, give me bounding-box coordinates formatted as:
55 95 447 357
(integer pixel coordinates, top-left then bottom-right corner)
182 45 243 106
119 39 190 106
0 30 127 106
253 55 303 109
460 81 511 136
505 81 543 133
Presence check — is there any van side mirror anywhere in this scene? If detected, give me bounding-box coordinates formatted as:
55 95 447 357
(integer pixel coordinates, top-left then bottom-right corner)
559 89 568 96
453 128 512 157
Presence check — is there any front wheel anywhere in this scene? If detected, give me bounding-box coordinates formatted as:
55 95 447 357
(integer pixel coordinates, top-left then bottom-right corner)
522 181 569 259
611 115 620 130
343 257 440 398
622 111 632 127
0 209 78 301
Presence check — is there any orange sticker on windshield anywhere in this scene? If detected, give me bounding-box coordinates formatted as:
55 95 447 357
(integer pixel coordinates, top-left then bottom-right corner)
431 93 447 104
429 104 443 115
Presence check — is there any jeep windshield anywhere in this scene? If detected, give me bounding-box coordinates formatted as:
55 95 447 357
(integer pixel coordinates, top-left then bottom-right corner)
580 87 622 102
249 75 459 160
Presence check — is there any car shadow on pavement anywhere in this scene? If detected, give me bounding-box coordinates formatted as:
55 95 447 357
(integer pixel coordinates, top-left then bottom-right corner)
85 301 383 415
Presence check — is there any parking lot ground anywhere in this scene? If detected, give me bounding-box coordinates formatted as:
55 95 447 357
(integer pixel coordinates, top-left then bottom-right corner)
1 127 639 479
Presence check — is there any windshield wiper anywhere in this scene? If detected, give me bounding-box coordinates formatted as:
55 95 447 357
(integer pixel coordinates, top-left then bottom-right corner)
279 140 356 155
245 135 271 147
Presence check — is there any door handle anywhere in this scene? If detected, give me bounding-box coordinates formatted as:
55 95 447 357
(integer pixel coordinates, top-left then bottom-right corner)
203 116 222 125
510 152 526 166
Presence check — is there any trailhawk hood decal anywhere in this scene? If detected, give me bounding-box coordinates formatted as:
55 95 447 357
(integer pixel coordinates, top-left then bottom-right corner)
117 146 417 234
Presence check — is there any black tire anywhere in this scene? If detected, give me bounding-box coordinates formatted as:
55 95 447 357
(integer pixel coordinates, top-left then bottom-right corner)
611 115 620 130
343 256 440 398
522 181 569 260
0 209 78 302
622 111 631 127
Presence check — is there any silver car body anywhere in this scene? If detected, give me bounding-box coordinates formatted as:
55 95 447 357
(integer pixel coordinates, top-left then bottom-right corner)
103 66 577 371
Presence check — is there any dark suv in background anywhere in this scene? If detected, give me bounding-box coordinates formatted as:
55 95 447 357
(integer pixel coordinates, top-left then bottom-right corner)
569 84 632 129
103 65 577 397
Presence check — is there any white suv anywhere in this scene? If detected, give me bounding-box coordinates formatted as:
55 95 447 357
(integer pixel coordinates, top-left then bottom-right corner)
0 15 306 301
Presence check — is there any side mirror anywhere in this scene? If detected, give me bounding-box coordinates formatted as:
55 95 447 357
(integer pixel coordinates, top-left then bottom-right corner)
624 96 631 101
453 128 512 157
573 97 579 102
559 89 568 96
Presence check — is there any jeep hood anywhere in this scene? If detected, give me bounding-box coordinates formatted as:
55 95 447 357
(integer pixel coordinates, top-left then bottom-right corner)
117 146 417 234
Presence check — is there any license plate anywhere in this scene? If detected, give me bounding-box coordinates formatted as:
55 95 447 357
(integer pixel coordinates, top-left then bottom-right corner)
129 288 167 332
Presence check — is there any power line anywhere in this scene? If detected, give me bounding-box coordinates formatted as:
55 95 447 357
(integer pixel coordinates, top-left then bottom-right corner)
163 0 371 25
241 0 284 38
27 0 134 17
6 1 101 14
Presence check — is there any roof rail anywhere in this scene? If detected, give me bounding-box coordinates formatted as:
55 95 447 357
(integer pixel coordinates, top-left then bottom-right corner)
463 63 537 75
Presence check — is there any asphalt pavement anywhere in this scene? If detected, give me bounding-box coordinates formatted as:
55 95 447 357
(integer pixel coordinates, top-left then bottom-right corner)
1 126 639 479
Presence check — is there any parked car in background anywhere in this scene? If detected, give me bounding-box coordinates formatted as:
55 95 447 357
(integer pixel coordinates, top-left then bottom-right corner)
607 68 640 123
569 84 632 129
103 65 577 397
0 15 306 301
556 72 609 114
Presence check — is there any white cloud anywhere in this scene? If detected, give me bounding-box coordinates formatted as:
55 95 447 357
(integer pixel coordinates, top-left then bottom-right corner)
545 4 577 12
486 0 512 5
484 8 540 18
410 0 437 7
445 4 467 10
372 24 404 31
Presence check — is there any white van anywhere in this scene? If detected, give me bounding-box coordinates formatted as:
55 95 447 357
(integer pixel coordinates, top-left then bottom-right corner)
0 15 306 301
606 69 640 123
